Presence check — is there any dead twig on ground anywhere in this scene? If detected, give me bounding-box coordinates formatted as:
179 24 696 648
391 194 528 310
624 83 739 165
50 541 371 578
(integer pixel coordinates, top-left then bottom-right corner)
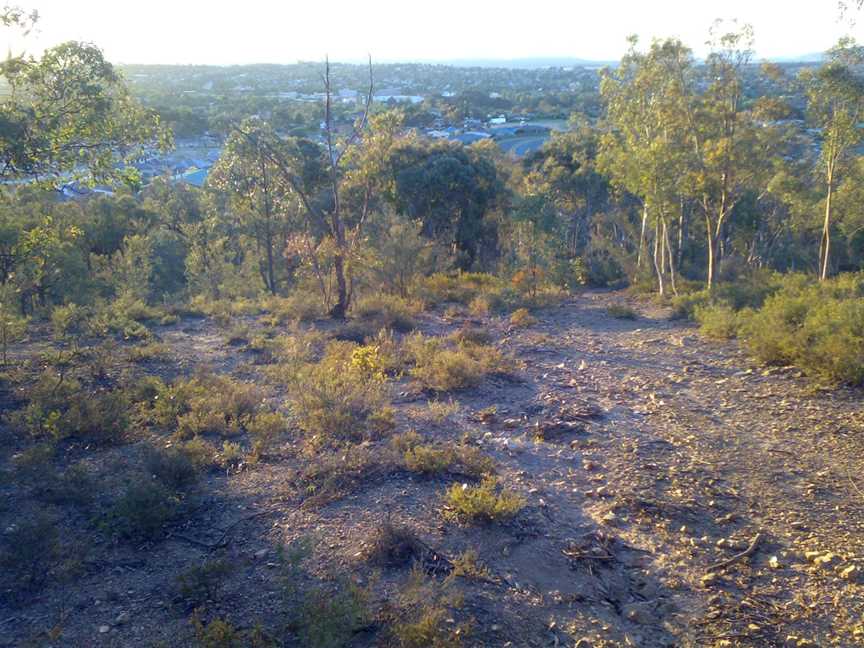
706 532 763 573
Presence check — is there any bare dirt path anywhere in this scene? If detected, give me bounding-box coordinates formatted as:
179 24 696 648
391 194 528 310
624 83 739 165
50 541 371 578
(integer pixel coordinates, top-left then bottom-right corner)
480 290 864 646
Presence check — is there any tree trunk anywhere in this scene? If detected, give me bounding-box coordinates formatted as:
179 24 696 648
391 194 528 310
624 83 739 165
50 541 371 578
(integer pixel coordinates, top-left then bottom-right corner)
706 214 716 289
636 203 648 271
664 219 678 296
819 169 834 282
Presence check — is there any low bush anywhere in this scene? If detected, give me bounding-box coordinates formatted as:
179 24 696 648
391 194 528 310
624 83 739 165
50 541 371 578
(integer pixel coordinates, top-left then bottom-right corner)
398 435 495 478
0 514 60 591
104 479 180 540
509 307 538 328
367 521 424 568
176 557 235 605
405 333 515 392
147 375 262 439
695 304 741 339
285 341 393 446
9 372 130 444
386 567 470 648
443 477 525 524
741 274 864 384
352 293 419 332
607 303 638 320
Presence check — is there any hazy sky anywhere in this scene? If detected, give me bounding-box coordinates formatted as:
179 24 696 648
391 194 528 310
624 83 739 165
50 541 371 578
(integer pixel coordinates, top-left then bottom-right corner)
4 0 862 65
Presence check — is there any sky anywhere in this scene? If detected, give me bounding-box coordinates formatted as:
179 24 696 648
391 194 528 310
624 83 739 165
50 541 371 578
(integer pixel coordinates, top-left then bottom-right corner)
3 0 862 65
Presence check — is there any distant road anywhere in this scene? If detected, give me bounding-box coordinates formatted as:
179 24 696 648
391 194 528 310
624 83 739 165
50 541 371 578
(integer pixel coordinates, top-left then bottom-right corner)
497 136 548 156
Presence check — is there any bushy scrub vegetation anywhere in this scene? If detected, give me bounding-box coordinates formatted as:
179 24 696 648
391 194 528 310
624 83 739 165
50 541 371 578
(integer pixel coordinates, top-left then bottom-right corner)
443 477 525 523
280 340 394 446
404 333 515 392
683 273 864 384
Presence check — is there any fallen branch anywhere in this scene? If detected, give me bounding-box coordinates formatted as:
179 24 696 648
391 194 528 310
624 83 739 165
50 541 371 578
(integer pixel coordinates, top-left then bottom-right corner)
706 532 763 573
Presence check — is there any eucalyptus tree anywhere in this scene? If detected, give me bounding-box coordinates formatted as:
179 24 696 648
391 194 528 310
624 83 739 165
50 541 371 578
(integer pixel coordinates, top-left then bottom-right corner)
209 118 295 295
802 40 864 280
600 36 694 295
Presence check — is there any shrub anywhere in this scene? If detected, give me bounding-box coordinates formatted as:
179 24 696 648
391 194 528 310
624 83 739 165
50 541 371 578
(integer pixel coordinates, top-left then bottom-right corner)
176 558 235 605
261 290 326 324
352 293 419 332
405 333 514 392
740 276 864 384
443 477 525 524
509 307 537 328
401 440 495 479
448 549 492 583
695 305 740 339
105 479 179 540
148 375 262 439
244 411 289 460
127 341 171 363
367 521 424 568
0 514 60 591
299 581 372 648
9 373 130 444
286 341 393 445
387 567 469 648
607 303 638 320
145 444 205 490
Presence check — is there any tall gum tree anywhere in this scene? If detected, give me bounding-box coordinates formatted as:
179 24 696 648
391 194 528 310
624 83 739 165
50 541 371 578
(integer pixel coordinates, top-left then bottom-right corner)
802 40 864 280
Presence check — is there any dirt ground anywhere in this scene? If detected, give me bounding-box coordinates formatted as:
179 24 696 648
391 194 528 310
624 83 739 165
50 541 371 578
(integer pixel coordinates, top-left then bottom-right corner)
2 290 863 647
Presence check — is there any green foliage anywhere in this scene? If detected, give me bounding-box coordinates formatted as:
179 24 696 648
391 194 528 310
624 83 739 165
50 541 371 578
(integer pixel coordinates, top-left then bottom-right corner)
352 293 419 332
104 479 179 540
442 477 525 524
607 303 638 320
405 333 514 392
387 567 469 648
146 374 262 439
283 340 393 445
0 514 60 591
397 433 495 478
176 558 235 605
8 371 130 443
298 581 372 648
740 273 864 384
695 305 741 339
509 307 537 328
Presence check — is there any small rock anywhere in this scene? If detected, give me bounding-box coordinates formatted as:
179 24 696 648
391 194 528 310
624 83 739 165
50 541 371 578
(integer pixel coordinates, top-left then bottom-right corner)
769 556 781 569
114 612 129 626
254 549 268 560
98 625 111 634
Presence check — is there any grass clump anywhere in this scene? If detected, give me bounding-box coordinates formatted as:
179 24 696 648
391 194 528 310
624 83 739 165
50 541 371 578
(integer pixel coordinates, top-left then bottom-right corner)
509 307 538 328
443 477 525 524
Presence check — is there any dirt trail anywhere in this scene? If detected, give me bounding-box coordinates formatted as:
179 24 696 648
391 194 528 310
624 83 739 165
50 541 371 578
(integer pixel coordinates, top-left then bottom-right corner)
479 290 864 646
